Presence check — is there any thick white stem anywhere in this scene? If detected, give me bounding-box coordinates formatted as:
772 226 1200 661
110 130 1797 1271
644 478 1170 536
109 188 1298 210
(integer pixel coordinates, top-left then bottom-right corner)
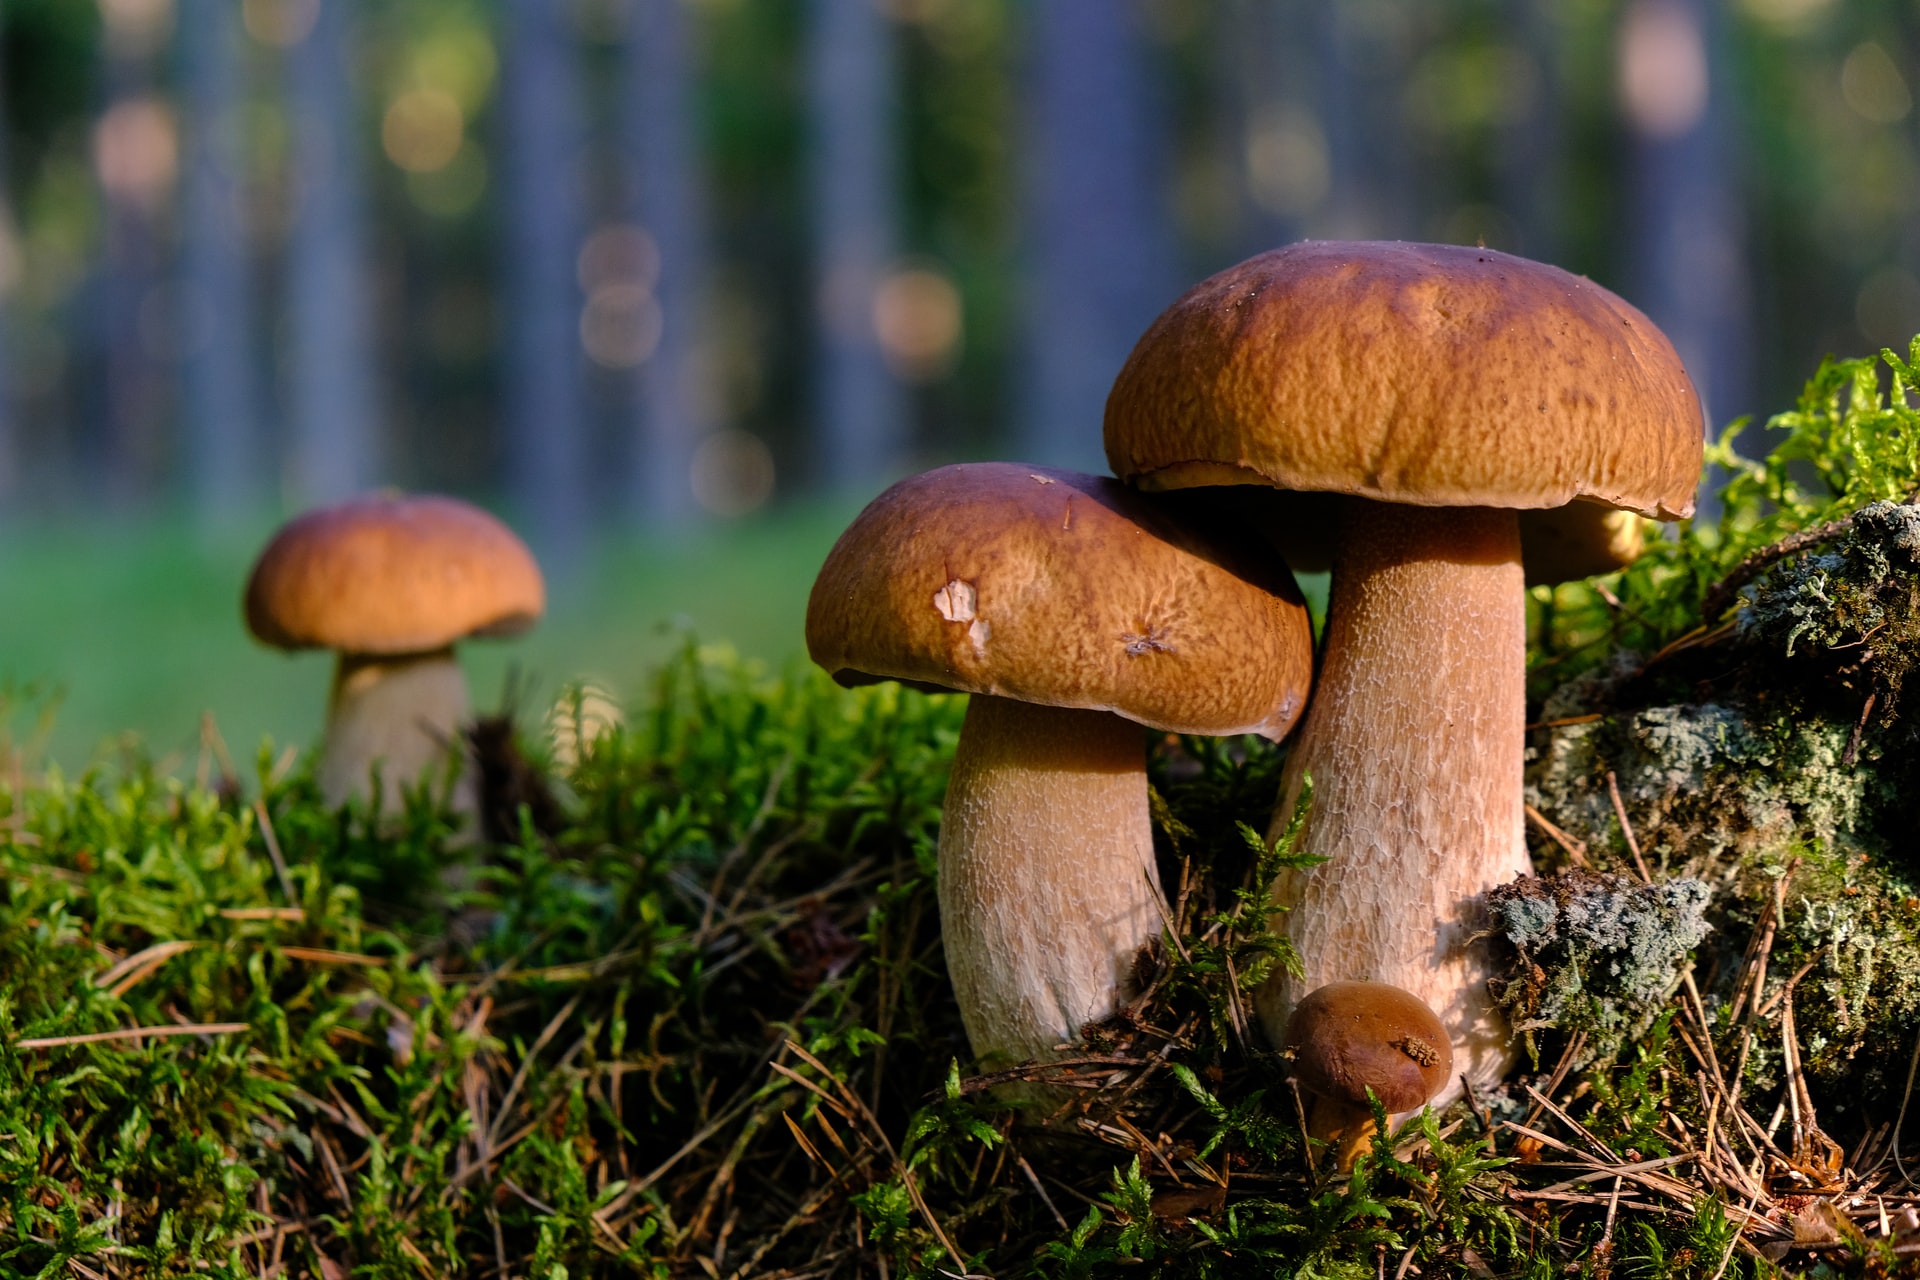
939 696 1166 1067
1257 502 1532 1099
320 648 474 815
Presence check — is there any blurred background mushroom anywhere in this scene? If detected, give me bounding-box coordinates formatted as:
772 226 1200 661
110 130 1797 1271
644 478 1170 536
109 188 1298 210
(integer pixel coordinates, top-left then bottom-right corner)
806 462 1312 1067
244 491 544 812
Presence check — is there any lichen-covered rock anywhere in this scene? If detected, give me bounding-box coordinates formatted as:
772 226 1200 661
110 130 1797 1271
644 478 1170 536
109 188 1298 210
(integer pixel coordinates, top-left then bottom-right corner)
1522 502 1920 1108
1487 871 1711 1066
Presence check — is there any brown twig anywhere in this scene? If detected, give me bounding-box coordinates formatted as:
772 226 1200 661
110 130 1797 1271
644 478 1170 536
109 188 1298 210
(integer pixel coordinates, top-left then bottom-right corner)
16 1021 247 1050
1605 772 1653 885
1524 804 1591 868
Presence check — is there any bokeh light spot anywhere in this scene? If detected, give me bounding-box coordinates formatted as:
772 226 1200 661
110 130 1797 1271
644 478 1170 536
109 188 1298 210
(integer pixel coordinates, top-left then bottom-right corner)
411 29 499 115
1739 0 1836 29
581 285 665 368
578 224 661 295
1841 42 1911 125
1617 0 1708 139
1856 266 1920 348
382 89 465 174
690 429 776 518
872 265 962 382
99 0 174 57
93 98 179 211
0 206 22 299
1246 107 1329 217
242 0 318 47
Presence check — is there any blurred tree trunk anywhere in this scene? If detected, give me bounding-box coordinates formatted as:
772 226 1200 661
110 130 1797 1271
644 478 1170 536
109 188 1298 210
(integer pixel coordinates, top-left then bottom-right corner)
1019 0 1178 470
91 6 171 510
500 0 588 567
286 0 378 506
178 0 260 531
0 18 15 507
622 0 710 529
1221 0 1314 260
808 0 904 494
1499 0 1563 263
1618 0 1751 492
1316 0 1416 240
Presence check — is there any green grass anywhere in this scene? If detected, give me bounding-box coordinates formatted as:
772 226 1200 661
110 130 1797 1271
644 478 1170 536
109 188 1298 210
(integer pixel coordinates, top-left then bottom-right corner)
0 503 859 767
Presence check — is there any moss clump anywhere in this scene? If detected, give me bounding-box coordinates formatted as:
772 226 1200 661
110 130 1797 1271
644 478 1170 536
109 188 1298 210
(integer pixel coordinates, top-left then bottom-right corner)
1740 499 1920 717
1487 871 1711 1065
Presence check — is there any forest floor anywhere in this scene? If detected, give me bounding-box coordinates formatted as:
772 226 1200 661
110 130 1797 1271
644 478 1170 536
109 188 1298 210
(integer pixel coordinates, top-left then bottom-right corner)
4 348 1920 1278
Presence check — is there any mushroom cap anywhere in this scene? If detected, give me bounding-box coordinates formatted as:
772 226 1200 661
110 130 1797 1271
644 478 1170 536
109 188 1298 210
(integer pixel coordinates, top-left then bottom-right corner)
1283 980 1454 1113
245 493 546 654
805 463 1314 740
1104 241 1704 578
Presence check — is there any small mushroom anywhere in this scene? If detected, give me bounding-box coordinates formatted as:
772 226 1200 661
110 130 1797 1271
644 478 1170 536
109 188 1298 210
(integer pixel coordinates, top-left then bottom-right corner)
245 493 545 812
1284 980 1453 1173
1105 241 1704 1097
807 463 1313 1066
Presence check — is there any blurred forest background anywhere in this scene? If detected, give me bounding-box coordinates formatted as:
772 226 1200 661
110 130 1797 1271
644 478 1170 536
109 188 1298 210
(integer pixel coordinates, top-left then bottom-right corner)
0 0 1911 762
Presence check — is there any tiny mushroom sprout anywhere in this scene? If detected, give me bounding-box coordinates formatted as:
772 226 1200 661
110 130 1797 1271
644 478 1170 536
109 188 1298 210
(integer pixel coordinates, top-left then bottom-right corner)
1284 980 1453 1173
1104 241 1704 1098
806 463 1314 1068
245 492 546 812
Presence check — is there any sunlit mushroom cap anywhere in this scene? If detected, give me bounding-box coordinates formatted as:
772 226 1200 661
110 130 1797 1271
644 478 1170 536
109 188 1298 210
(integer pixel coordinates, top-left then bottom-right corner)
1104 241 1704 583
1284 980 1454 1114
805 463 1314 741
245 493 546 654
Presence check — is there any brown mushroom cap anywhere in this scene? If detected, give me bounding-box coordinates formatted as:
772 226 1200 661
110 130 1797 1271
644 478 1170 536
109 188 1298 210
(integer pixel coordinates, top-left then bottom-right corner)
1104 241 1703 578
805 463 1314 740
1284 980 1454 1114
246 493 546 654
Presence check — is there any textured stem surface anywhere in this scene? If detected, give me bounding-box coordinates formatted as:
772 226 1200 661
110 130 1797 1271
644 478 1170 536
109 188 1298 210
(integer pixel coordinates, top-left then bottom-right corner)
1258 501 1532 1097
321 648 472 813
940 696 1166 1067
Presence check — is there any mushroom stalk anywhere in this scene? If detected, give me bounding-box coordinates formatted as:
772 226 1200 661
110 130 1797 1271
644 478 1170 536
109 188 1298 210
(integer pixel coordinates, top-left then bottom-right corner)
939 695 1166 1067
321 648 473 811
1307 1096 1381 1174
1259 500 1532 1097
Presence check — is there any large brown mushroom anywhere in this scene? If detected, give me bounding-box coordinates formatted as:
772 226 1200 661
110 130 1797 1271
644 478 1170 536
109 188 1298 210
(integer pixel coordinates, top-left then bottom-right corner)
807 463 1313 1067
1284 980 1453 1172
245 493 545 811
1105 241 1703 1096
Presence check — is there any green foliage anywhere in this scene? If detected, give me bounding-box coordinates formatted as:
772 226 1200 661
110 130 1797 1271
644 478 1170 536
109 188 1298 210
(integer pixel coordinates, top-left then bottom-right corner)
1533 341 1920 684
1171 1062 1289 1165
1148 772 1323 1049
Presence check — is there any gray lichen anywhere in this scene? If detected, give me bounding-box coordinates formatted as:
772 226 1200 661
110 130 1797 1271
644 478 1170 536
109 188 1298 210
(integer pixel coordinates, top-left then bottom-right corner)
1525 701 1865 871
1487 872 1712 1066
